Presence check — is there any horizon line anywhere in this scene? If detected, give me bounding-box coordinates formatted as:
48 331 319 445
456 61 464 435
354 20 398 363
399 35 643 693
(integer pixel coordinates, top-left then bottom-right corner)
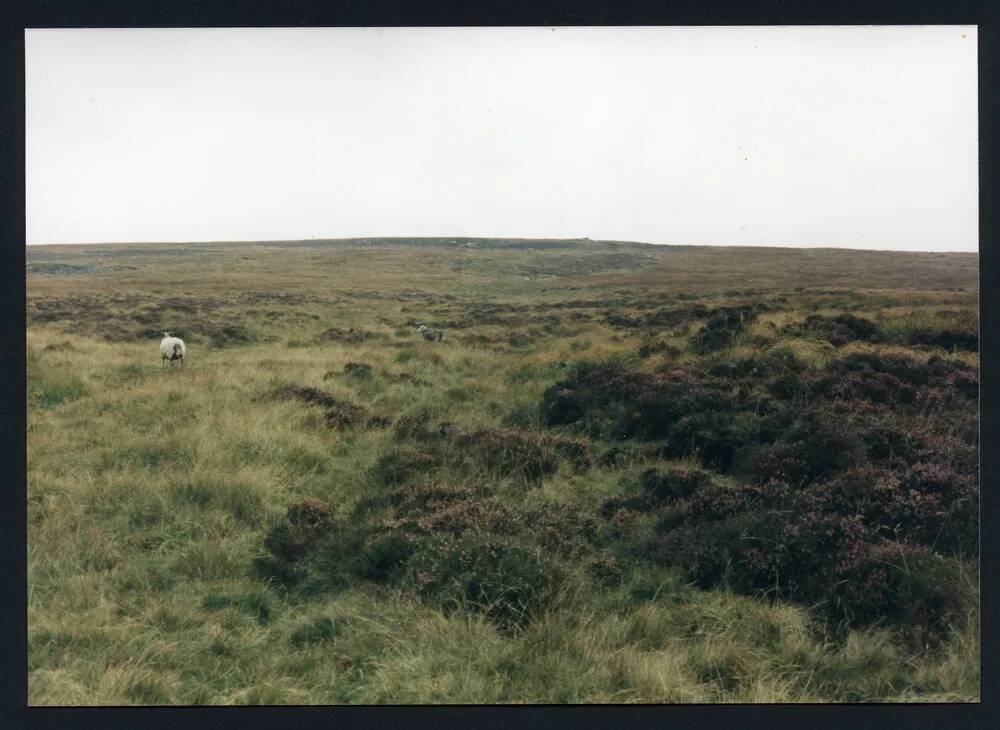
24 236 979 255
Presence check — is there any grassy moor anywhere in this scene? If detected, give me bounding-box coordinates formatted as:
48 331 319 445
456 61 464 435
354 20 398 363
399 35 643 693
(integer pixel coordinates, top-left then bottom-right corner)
27 238 979 704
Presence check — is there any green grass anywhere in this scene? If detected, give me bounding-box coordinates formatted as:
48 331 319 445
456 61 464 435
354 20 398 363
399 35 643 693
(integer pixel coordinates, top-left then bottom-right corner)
27 238 979 704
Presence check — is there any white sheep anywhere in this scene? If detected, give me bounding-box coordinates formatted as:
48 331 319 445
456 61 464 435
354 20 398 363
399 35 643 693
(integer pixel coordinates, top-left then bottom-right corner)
417 325 444 342
159 332 186 367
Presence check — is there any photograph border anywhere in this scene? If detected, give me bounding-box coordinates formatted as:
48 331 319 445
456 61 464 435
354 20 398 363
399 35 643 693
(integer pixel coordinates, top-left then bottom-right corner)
4 1 997 728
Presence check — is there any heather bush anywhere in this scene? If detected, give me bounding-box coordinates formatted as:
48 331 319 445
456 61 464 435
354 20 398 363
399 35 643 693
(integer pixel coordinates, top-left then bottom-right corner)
828 352 974 390
252 499 334 584
377 421 593 487
946 368 979 398
690 305 760 354
684 479 794 522
831 541 971 639
661 411 762 471
526 502 598 557
255 483 587 631
784 313 884 346
736 411 865 486
706 347 806 380
890 464 979 555
451 428 560 482
651 507 966 636
406 534 560 632
540 361 739 440
411 496 520 537
905 328 978 352
355 533 417 583
388 482 477 513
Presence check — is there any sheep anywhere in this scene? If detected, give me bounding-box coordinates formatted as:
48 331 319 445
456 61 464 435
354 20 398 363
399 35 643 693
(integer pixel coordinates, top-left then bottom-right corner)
416 325 444 342
159 332 186 367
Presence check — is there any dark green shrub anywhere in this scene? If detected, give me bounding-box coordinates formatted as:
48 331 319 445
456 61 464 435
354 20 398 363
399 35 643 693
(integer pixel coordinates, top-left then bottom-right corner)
253 498 334 583
690 305 759 354
736 411 865 486
685 479 793 522
527 502 598 557
408 535 559 632
881 464 980 555
829 371 917 405
787 313 884 346
452 428 558 482
357 533 416 583
663 412 761 472
946 369 979 397
827 352 975 390
905 329 978 351
255 499 381 588
541 361 740 441
377 423 592 486
541 385 586 426
655 510 871 605
832 542 970 637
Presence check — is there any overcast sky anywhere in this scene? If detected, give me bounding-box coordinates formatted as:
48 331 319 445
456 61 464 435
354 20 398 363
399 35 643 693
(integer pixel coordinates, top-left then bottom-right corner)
26 26 978 251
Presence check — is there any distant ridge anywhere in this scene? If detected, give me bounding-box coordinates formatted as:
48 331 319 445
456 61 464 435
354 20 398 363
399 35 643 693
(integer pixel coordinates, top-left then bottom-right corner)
26 237 977 255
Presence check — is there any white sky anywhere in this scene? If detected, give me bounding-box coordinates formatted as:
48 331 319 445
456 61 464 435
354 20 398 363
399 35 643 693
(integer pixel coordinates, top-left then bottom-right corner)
25 26 978 251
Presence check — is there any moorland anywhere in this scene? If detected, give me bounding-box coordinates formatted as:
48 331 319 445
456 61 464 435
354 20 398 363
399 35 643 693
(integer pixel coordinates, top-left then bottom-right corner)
27 238 979 704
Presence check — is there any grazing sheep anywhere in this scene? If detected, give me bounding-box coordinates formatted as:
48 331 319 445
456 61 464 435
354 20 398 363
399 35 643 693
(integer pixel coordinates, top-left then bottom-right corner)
159 332 186 367
417 325 444 342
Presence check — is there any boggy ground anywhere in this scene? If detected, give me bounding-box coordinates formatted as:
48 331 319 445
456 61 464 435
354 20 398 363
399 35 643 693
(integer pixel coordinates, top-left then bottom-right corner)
27 238 979 704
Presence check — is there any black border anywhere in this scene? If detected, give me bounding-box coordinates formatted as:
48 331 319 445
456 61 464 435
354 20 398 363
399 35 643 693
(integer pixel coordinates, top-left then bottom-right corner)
4 1 997 729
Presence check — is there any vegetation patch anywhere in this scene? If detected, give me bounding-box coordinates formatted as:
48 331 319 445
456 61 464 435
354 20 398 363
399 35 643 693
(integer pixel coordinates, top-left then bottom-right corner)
375 416 594 488
268 384 387 429
781 313 885 346
690 305 762 353
541 349 977 639
254 492 581 632
316 327 379 344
